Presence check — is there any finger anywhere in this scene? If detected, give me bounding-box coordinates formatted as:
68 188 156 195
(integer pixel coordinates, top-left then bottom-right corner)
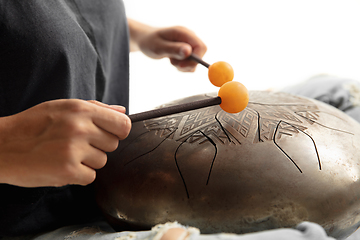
74 164 97 186
81 144 108 170
59 147 98 186
152 40 192 60
170 58 197 72
158 26 202 50
56 138 107 186
192 44 207 59
158 27 207 59
87 124 120 153
89 105 132 140
87 100 127 114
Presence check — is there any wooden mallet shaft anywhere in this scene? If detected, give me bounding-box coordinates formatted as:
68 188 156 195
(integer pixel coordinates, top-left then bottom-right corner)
129 96 221 122
188 53 210 68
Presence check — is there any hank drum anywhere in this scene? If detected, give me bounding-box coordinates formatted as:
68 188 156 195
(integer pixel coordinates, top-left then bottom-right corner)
95 91 360 239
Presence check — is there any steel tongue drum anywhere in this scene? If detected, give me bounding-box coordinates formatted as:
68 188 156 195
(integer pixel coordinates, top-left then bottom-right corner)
95 91 360 239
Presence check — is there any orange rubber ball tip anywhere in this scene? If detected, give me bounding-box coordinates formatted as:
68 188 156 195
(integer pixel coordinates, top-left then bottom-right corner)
208 61 234 87
218 81 249 113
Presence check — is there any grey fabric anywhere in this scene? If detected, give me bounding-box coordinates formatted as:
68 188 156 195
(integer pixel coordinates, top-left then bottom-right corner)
0 221 337 240
282 75 360 122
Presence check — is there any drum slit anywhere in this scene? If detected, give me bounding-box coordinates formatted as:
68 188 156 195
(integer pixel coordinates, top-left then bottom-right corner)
281 121 322 171
124 128 177 166
215 112 231 143
174 130 218 199
273 121 303 173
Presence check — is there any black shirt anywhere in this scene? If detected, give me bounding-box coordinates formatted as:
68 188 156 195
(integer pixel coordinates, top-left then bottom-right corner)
0 0 129 236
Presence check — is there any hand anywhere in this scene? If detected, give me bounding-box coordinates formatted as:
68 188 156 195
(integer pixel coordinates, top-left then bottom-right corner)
129 19 207 72
0 99 131 187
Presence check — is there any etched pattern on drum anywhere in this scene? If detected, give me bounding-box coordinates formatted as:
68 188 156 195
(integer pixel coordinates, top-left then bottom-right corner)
143 92 322 145
140 91 352 181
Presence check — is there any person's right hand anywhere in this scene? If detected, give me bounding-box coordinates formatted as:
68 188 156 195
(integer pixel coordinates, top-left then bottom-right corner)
0 99 131 188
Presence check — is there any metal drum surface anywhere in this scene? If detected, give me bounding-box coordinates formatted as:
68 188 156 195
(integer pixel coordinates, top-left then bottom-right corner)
95 91 360 239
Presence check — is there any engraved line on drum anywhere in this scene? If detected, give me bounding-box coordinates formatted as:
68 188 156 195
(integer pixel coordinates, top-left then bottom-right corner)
174 130 218 199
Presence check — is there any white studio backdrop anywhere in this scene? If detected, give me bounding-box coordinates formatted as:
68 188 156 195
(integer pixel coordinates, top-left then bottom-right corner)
124 0 360 114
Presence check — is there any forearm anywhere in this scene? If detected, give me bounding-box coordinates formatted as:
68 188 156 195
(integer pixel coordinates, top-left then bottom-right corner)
128 18 156 52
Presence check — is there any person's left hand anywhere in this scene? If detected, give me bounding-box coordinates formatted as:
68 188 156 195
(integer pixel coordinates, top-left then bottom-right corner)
129 19 207 72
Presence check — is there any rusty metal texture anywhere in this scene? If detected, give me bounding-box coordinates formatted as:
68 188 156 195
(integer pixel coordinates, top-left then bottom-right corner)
95 91 360 239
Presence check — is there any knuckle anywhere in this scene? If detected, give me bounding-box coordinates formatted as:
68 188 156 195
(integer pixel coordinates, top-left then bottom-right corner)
58 141 76 159
64 99 92 115
63 119 89 137
53 103 93 137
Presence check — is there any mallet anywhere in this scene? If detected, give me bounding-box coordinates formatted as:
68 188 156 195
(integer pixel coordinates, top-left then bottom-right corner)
129 81 249 122
189 53 235 87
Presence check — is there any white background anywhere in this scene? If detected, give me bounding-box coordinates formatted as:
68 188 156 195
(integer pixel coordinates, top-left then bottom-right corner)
124 0 360 114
